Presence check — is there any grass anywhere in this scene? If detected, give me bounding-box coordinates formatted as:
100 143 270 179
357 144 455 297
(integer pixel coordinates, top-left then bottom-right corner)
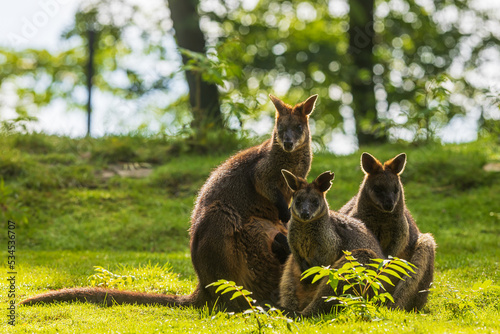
0 133 499 333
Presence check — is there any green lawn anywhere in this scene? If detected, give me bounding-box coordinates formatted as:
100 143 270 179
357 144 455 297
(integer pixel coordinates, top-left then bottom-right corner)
1 134 499 333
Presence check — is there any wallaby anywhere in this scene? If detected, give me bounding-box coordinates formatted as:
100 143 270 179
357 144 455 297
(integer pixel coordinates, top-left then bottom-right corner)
279 170 385 316
20 94 318 311
340 152 436 311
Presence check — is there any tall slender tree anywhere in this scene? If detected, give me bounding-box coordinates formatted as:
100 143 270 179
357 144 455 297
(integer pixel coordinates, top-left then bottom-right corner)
86 28 96 137
348 0 384 144
168 0 223 134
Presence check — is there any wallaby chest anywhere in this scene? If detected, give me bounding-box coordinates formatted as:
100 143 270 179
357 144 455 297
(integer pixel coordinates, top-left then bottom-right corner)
288 222 320 259
361 211 410 258
288 217 339 263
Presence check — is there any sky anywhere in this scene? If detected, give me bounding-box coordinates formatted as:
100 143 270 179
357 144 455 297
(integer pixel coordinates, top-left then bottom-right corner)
0 0 499 154
0 0 187 138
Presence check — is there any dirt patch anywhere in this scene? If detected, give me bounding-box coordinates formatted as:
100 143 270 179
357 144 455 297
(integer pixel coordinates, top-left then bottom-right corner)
483 162 500 172
101 162 153 179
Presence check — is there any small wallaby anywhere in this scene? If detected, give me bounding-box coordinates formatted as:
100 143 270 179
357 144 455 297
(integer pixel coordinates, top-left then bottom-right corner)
340 152 436 311
20 94 318 311
279 170 384 316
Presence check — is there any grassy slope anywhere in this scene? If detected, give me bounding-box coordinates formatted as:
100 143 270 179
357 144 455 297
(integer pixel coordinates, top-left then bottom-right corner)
0 134 499 333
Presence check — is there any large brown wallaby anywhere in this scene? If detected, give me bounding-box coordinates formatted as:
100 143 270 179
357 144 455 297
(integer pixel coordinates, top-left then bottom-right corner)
340 152 436 311
279 170 385 316
20 94 318 311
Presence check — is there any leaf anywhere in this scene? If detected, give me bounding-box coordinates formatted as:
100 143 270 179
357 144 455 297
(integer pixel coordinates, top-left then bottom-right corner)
221 286 238 295
354 266 366 274
329 277 339 293
388 263 412 277
325 296 340 303
393 259 417 272
379 292 394 303
214 284 229 293
343 284 354 293
364 269 378 277
206 279 228 288
481 280 493 289
473 280 493 291
341 262 355 271
302 266 323 279
311 274 325 284
377 275 395 287
383 269 403 280
375 259 392 271
230 291 243 300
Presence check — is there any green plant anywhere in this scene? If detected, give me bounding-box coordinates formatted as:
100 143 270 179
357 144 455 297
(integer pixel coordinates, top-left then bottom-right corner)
0 178 29 225
179 40 259 129
207 280 295 333
88 266 136 288
303 251 416 321
0 115 37 134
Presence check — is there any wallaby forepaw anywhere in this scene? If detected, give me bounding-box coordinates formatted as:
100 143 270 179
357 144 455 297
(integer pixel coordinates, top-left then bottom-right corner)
272 233 291 264
279 208 291 223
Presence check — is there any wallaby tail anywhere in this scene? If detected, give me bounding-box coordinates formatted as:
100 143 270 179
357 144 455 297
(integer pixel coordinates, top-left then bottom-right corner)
19 287 199 307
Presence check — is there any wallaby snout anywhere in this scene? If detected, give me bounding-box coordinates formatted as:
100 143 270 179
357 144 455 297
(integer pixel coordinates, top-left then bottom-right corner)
380 194 398 212
283 137 294 151
292 197 318 222
382 201 395 212
299 209 311 221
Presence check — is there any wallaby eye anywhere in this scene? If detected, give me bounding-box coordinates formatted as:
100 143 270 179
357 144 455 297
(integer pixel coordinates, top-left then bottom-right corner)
393 188 399 194
373 186 383 194
295 198 302 206
295 124 303 132
312 199 319 206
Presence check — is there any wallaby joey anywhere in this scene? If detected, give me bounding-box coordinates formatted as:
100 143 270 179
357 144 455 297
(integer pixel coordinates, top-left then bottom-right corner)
279 170 384 316
20 94 317 312
340 152 436 311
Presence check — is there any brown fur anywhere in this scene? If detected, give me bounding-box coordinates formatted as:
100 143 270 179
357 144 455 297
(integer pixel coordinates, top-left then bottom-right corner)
340 152 436 311
20 94 318 311
279 170 384 316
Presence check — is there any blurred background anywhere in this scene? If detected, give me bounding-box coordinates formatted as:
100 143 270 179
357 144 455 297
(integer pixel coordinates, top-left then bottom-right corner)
1 0 499 154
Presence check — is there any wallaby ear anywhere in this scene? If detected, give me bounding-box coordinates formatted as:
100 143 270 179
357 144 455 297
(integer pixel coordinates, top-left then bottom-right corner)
314 171 335 193
281 169 300 192
385 153 407 175
269 94 289 116
301 94 318 116
361 152 383 175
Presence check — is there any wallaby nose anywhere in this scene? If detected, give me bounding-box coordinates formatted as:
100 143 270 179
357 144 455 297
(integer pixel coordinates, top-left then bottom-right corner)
383 203 394 212
284 141 293 151
301 211 311 220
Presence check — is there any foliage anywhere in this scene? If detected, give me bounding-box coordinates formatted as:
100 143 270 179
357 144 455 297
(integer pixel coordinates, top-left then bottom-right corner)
179 41 258 131
433 279 499 321
88 266 136 288
0 178 29 226
1 1 498 145
383 74 453 142
201 0 500 143
0 0 180 135
207 280 295 333
302 251 416 320
0 115 38 134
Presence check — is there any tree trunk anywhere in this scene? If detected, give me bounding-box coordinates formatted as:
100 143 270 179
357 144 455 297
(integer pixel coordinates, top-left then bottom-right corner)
348 0 385 145
86 29 95 137
168 0 223 133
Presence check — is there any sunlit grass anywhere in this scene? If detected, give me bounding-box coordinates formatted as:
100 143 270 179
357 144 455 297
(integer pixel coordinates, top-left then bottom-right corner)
0 134 499 333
